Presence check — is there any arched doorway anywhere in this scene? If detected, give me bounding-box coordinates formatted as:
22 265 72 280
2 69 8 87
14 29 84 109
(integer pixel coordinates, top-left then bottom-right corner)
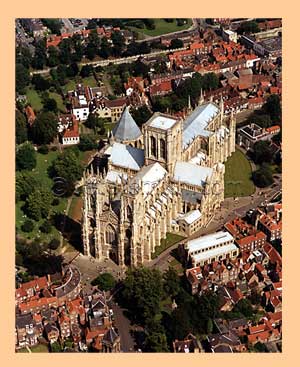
89 218 96 257
105 224 118 264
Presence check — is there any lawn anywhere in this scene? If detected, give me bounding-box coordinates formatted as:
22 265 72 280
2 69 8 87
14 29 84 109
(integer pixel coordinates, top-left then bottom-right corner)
30 344 49 353
128 19 192 38
62 75 98 93
151 232 185 259
49 92 66 113
25 87 43 111
224 150 255 198
16 151 67 241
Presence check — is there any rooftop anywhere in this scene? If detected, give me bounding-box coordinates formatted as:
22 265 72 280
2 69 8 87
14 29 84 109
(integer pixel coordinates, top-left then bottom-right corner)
148 113 178 130
186 231 234 253
112 106 142 142
104 142 144 171
183 102 219 148
173 162 213 187
179 209 202 224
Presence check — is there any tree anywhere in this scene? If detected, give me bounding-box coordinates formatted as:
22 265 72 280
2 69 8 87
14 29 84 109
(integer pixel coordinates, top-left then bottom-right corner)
99 37 111 59
132 60 150 78
43 98 58 112
32 39 47 70
78 134 98 151
252 141 273 165
41 19 62 35
40 220 52 233
16 142 37 171
31 74 51 91
247 113 272 128
130 105 152 127
233 298 253 318
206 318 214 334
51 149 83 191
47 45 60 67
58 39 73 65
87 19 98 30
153 60 168 74
21 219 35 233
85 113 105 133
80 64 93 78
16 46 32 69
16 110 28 144
170 38 184 49
163 267 180 298
38 144 49 154
237 21 260 34
31 111 58 144
121 267 163 325
252 163 274 188
66 62 79 77
91 273 116 291
16 171 40 201
263 94 282 123
16 63 30 94
144 328 169 352
26 187 53 220
201 72 219 91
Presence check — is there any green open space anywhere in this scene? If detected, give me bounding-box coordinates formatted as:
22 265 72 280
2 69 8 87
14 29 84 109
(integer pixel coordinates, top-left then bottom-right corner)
151 232 185 259
25 87 43 111
48 92 66 113
16 344 49 353
224 150 255 198
62 75 98 93
128 18 192 38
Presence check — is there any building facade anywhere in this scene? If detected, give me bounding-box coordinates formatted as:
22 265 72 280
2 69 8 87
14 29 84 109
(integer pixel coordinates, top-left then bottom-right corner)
82 99 236 267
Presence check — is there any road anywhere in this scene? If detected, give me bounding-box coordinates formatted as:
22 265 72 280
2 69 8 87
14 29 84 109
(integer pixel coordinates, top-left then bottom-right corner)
108 300 135 352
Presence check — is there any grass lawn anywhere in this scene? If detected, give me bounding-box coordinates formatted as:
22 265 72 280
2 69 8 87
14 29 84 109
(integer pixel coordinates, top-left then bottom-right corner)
49 92 66 113
129 19 192 38
62 76 97 93
30 344 49 353
151 232 185 259
25 87 43 112
225 150 255 198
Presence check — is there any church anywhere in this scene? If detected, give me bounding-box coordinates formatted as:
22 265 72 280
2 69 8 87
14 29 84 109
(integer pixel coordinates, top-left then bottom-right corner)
81 96 236 267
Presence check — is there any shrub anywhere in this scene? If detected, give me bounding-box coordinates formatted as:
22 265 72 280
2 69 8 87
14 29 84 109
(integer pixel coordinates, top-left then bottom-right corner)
49 238 60 250
38 145 49 154
52 198 60 206
40 221 52 233
21 219 35 233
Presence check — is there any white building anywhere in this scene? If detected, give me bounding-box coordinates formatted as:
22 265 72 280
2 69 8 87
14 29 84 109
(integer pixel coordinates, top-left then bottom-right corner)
185 231 239 267
222 29 238 43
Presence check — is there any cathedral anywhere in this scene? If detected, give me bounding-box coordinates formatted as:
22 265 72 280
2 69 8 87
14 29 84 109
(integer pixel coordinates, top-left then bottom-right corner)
81 97 236 267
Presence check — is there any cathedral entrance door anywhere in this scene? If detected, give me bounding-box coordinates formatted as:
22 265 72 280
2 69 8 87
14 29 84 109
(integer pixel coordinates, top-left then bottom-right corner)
124 229 132 266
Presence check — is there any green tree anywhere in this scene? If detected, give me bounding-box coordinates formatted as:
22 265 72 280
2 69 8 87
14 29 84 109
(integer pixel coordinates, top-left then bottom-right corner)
252 163 274 188
47 45 60 67
16 171 40 201
263 94 282 123
40 220 52 233
31 111 58 144
252 141 273 165
41 19 62 35
16 142 37 171
170 38 184 49
80 64 93 78
16 63 30 94
121 267 163 325
163 267 180 298
16 110 28 144
32 39 47 70
85 113 105 133
237 21 260 34
247 113 272 128
78 134 98 151
132 60 150 78
233 298 253 318
43 98 58 112
58 38 73 65
21 219 35 233
51 149 83 190
130 105 152 127
206 318 214 334
91 273 116 291
26 187 53 220
16 46 32 69
31 74 51 91
144 328 169 352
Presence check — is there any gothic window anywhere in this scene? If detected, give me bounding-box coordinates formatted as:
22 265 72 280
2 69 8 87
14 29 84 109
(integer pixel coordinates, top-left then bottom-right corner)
150 136 156 157
159 139 166 160
127 205 133 221
105 225 117 247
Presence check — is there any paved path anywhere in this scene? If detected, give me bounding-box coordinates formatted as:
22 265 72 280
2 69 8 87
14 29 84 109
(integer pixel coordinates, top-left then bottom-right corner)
108 301 135 352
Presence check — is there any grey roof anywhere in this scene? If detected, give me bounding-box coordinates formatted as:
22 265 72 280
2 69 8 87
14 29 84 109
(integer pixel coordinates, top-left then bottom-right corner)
181 189 202 204
112 107 142 142
183 102 219 149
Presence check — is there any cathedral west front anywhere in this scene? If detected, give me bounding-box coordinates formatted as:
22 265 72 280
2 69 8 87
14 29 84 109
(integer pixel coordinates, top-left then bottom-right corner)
81 97 236 267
